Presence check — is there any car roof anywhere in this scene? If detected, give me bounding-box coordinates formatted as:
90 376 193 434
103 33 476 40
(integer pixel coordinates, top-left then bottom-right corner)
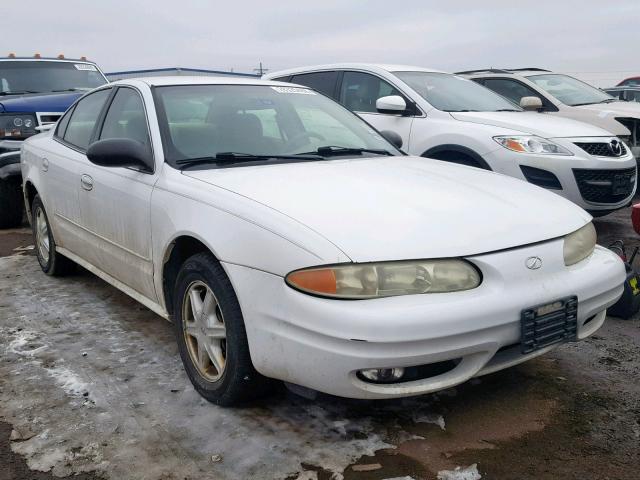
264 63 446 79
458 68 553 77
111 76 300 88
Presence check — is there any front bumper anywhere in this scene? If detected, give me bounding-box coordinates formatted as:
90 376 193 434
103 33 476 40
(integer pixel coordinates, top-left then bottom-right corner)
484 139 637 212
224 240 625 399
0 142 22 180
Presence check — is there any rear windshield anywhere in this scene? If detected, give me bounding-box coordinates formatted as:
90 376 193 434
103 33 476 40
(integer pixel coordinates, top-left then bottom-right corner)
0 61 107 95
394 71 521 112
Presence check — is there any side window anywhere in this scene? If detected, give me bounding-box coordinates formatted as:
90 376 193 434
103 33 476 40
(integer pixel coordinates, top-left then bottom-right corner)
483 78 541 105
99 87 150 147
63 89 111 150
54 107 74 139
339 72 402 113
290 72 338 98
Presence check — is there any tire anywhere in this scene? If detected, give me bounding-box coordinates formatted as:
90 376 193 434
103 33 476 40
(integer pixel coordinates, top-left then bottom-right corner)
31 195 75 276
423 150 488 170
173 252 273 406
0 178 24 229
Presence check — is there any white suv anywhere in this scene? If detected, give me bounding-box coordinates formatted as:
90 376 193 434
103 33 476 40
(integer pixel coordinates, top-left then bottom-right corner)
461 68 640 158
265 64 637 216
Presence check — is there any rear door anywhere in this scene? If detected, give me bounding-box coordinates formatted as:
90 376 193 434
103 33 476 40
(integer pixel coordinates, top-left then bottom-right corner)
76 86 158 301
47 87 112 252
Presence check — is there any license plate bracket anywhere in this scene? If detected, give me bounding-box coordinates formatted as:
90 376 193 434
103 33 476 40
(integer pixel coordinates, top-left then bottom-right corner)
521 296 578 354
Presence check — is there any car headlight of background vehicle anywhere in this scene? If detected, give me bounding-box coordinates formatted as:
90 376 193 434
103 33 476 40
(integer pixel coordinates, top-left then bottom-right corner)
0 113 38 140
286 259 481 299
494 135 573 156
563 222 597 266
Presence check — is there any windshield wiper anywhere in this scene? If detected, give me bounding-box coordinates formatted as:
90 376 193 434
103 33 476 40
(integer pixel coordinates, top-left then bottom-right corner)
0 90 39 95
445 109 480 112
175 152 323 169
50 88 88 93
495 108 521 112
598 98 618 104
299 146 394 157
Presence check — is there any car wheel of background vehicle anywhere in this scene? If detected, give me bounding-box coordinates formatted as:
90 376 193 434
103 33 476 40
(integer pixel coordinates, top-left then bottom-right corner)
173 252 273 406
31 195 75 276
0 178 24 229
422 147 491 170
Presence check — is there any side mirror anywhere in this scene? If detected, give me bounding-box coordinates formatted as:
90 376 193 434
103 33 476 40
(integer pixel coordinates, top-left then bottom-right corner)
376 95 407 114
520 96 543 111
379 130 403 149
87 138 153 172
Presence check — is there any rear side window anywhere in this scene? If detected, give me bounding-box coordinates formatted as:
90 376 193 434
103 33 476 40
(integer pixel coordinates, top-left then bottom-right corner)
99 87 150 147
290 72 338 98
339 72 402 113
63 89 111 150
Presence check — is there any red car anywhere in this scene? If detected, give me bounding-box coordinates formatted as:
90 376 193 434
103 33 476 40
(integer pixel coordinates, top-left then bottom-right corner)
618 76 640 87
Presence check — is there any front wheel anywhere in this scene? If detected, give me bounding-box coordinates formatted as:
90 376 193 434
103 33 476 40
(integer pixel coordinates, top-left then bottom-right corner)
173 252 273 406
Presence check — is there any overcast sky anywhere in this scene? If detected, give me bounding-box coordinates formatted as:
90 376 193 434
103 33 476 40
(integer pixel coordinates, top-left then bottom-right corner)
5 1 638 86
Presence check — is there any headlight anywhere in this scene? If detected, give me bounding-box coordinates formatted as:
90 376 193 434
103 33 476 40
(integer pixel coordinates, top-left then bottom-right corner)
563 222 596 266
0 113 38 139
286 259 482 299
494 136 573 156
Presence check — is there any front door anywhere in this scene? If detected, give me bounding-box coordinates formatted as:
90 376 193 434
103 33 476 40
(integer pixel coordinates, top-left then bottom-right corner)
77 86 158 301
338 71 414 149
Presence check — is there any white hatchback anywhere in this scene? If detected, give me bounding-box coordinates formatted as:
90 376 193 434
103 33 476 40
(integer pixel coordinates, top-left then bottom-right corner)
21 77 625 405
265 64 637 216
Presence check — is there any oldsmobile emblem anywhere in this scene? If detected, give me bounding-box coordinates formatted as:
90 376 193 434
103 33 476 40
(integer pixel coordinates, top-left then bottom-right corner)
525 256 542 270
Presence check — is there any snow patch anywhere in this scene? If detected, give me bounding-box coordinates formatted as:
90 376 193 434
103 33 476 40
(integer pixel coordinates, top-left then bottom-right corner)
6 329 47 357
437 464 481 480
46 366 90 397
412 413 446 430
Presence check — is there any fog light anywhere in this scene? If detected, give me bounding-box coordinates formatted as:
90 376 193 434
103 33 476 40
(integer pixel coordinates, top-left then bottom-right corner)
358 367 405 383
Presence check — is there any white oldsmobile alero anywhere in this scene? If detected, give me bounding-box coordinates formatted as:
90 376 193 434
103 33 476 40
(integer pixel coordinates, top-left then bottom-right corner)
21 77 625 405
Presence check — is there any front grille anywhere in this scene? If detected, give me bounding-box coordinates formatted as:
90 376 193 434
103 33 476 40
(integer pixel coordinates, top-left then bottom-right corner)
573 167 637 204
574 141 628 157
37 114 62 125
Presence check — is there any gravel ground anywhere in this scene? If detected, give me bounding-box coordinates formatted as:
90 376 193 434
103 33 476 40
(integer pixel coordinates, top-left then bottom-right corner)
0 206 638 480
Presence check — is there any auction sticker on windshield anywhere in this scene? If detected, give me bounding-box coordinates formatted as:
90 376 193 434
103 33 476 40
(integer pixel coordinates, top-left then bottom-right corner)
74 64 97 71
271 86 316 94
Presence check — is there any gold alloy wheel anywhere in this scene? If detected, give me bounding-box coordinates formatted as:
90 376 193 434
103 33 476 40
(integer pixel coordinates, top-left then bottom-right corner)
35 207 50 264
182 280 227 382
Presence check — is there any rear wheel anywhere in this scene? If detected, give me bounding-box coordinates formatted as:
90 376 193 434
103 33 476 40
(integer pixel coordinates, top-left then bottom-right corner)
31 195 75 276
0 178 24 229
173 252 273 406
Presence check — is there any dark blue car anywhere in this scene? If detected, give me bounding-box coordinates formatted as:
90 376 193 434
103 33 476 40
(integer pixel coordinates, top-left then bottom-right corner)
0 56 108 227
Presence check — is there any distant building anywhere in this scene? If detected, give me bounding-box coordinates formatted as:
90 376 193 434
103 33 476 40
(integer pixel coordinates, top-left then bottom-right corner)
106 67 258 81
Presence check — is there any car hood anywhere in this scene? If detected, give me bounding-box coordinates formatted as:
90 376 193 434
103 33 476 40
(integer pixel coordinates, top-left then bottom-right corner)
183 157 589 262
575 100 640 118
449 111 610 138
0 91 82 113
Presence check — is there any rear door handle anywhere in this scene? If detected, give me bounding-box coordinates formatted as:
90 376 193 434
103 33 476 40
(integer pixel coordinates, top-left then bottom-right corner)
80 174 94 191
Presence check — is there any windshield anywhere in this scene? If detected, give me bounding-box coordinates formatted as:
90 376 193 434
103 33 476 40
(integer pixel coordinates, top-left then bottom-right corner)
0 61 107 95
154 84 402 165
393 71 521 112
526 74 614 106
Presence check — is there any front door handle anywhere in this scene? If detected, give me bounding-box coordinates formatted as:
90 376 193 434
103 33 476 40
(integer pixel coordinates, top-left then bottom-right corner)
80 174 94 191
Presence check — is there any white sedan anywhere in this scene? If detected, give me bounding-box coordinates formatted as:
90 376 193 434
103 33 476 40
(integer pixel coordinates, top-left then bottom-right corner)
21 77 625 405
